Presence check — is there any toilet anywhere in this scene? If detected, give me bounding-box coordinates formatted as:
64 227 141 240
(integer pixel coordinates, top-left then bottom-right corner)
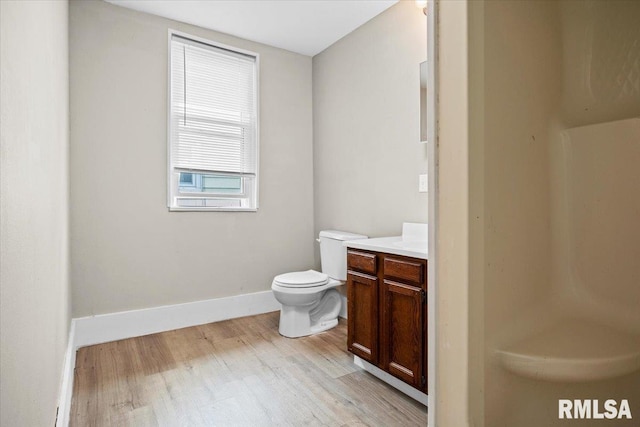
272 230 367 338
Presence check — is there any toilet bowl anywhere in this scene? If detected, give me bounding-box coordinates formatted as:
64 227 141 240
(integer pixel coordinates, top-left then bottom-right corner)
272 270 342 338
272 230 367 338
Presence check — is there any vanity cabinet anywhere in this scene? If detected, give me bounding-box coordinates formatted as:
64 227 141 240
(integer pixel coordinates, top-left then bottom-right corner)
346 249 427 392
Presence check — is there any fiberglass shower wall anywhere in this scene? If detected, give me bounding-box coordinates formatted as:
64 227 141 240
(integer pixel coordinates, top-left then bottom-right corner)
481 1 640 426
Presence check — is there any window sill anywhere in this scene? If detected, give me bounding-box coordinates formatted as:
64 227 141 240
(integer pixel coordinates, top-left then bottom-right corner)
168 206 258 212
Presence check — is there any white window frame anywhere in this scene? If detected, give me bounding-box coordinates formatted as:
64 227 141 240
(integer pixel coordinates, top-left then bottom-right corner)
167 30 260 212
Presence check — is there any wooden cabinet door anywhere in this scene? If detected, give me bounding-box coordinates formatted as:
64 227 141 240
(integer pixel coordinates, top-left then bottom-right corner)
347 271 379 364
380 279 424 388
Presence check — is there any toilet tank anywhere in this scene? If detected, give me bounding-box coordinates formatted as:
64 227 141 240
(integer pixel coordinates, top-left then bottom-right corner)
318 230 367 280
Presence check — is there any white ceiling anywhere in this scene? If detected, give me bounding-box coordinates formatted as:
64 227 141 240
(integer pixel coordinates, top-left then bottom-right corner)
105 0 398 57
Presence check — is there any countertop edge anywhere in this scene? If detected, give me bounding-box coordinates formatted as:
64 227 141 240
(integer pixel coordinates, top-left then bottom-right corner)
345 238 428 260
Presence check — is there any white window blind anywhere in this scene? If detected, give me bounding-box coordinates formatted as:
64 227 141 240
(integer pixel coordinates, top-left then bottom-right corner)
168 33 258 211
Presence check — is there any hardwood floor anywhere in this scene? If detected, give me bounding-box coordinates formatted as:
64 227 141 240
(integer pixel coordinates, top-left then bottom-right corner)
70 311 427 426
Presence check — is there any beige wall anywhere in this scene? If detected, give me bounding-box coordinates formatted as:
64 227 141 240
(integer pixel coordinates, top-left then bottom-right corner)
312 1 427 240
0 1 70 425
70 0 314 316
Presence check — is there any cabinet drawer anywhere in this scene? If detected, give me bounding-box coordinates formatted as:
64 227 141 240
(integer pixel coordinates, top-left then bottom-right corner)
347 250 377 275
383 257 424 285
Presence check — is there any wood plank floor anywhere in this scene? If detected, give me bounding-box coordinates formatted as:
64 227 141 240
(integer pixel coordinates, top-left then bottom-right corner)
70 311 427 426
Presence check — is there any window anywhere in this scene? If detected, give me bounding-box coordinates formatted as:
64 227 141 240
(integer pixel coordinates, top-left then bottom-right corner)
168 32 259 211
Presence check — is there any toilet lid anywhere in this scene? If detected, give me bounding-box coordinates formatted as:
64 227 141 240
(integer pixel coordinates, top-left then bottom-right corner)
274 270 329 288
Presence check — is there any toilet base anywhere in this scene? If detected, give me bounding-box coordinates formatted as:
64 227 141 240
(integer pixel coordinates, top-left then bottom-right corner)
310 318 339 335
277 289 342 338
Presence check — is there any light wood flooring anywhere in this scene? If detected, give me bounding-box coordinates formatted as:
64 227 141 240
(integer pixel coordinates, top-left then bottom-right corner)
70 311 427 426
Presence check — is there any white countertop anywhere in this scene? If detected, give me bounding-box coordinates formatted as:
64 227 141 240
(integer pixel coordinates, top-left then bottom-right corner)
345 236 428 260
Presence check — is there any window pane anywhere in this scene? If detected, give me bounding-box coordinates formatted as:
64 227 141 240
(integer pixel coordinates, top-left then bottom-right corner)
202 175 241 192
179 173 194 184
178 173 242 194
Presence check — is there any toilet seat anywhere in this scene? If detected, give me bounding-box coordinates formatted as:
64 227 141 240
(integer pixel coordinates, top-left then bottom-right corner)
273 270 329 288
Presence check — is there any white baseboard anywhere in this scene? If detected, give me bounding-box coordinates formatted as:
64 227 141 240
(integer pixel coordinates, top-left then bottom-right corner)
56 321 76 427
354 355 428 406
73 290 280 348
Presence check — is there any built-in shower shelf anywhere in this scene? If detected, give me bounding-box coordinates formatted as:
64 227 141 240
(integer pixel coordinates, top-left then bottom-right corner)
496 318 640 382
